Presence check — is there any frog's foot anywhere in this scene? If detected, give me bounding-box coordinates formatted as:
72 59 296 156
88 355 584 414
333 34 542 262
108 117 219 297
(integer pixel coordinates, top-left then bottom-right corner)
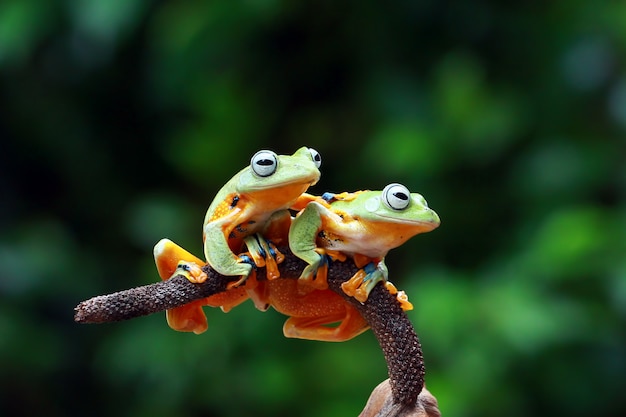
384 281 414 311
341 262 387 303
166 299 208 334
175 261 208 284
263 239 285 280
153 238 205 281
298 249 347 290
242 234 284 280
325 190 364 203
298 249 335 290
226 255 256 289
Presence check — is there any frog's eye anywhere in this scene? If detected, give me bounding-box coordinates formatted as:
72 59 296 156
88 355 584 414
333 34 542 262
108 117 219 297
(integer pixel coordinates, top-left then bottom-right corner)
382 183 411 210
251 150 278 177
308 148 322 168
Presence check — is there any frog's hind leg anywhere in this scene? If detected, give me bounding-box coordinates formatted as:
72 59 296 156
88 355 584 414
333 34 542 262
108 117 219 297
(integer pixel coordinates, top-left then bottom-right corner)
282 306 369 342
154 238 205 280
153 239 209 334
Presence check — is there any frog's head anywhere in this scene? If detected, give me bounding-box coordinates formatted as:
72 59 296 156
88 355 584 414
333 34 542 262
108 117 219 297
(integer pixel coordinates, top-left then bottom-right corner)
236 147 321 197
361 183 440 232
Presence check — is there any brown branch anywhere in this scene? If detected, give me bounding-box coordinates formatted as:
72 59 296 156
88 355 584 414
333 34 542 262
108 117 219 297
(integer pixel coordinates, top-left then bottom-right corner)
74 248 436 416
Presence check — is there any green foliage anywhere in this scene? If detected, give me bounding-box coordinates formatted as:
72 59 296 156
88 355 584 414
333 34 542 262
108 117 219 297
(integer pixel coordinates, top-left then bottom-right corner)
1 1 624 416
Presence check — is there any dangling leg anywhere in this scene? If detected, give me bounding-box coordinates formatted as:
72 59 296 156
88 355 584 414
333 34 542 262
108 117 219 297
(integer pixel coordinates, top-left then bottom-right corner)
282 305 369 342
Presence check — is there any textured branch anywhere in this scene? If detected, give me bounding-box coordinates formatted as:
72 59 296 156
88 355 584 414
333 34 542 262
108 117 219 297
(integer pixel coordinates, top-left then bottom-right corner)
74 248 437 416
74 253 304 323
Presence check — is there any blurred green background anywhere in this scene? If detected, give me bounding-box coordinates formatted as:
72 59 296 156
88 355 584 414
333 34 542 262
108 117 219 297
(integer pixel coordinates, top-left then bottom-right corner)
1 1 625 416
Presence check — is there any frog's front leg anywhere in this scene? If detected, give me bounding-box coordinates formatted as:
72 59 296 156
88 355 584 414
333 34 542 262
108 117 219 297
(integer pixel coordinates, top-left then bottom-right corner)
282 305 369 342
341 261 389 303
289 201 336 289
204 221 254 287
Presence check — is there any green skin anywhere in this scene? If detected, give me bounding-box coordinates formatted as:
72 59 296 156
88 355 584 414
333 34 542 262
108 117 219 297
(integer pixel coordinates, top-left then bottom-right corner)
289 187 440 293
202 147 321 281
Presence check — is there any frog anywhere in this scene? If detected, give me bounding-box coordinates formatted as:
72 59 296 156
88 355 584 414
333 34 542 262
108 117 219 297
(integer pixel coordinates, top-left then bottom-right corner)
154 237 371 341
288 183 440 303
186 147 322 288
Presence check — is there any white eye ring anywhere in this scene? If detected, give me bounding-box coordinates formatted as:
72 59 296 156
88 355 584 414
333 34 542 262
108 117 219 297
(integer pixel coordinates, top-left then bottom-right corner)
250 150 278 177
382 183 411 210
308 148 322 168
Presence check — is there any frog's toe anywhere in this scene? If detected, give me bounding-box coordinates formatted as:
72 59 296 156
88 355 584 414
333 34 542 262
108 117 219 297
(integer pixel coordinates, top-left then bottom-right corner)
241 236 268 268
263 240 284 280
341 269 366 299
176 261 208 284
266 240 285 264
353 263 387 303
383 281 413 311
242 234 284 280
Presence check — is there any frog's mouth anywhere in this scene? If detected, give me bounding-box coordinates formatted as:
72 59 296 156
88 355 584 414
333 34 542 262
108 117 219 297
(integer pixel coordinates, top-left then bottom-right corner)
246 180 318 205
248 176 318 192
375 210 441 230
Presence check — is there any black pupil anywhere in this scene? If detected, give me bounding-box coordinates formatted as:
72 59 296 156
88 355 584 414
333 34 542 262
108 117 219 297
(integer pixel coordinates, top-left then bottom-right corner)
394 192 408 201
314 154 321 162
257 158 274 166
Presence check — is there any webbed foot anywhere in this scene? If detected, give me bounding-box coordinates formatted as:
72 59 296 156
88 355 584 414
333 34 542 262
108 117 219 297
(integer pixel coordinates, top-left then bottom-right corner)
226 254 256 289
241 233 285 281
384 281 414 311
175 261 209 284
325 190 364 202
341 262 388 303
298 249 334 290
